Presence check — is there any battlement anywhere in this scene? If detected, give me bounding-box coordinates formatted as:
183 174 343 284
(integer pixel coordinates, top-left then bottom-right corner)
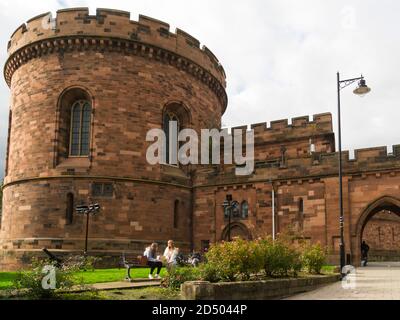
6 7 226 86
319 145 400 163
229 113 333 142
194 143 400 187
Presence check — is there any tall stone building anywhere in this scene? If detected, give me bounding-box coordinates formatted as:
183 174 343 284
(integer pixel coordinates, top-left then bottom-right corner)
1 8 400 269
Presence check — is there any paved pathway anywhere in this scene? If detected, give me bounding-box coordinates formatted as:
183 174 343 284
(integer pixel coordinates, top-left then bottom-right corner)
286 262 400 300
72 278 161 292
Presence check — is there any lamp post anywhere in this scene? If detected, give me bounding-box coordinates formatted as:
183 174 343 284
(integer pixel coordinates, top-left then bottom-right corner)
76 202 101 255
222 194 239 241
222 194 233 241
337 72 371 274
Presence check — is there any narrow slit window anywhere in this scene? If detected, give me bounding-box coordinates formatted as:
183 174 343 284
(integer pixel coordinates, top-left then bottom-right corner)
66 193 74 225
174 200 179 229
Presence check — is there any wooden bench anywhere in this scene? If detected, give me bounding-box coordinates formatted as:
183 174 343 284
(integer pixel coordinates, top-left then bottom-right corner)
122 253 148 281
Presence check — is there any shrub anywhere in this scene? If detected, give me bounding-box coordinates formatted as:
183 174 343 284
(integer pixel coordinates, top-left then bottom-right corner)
159 239 326 287
14 258 76 299
198 262 221 283
161 267 201 290
301 243 327 274
63 255 101 272
258 237 302 277
204 241 236 281
204 239 262 282
233 238 262 280
13 255 97 299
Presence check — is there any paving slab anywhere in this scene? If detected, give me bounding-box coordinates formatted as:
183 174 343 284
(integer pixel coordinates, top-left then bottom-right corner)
285 262 400 300
72 279 161 292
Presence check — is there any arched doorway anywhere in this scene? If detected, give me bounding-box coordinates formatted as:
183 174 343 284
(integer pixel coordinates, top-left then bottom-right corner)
221 222 252 241
355 196 400 264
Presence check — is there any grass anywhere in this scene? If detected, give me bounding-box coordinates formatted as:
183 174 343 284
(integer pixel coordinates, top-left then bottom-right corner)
0 272 18 290
0 268 167 290
321 265 338 274
73 268 167 285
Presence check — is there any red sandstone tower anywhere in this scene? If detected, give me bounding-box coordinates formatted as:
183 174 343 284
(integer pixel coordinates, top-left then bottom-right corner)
0 8 227 269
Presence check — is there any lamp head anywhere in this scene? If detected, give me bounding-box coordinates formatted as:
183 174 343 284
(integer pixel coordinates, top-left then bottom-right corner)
353 79 371 97
222 200 230 208
75 205 89 214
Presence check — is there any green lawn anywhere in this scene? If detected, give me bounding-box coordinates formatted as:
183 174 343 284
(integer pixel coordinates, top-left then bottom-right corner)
74 268 167 284
321 265 338 273
0 268 167 290
0 272 17 290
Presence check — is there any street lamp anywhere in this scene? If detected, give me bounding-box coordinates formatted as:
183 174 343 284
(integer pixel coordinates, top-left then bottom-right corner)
222 194 239 242
337 72 371 275
76 202 101 255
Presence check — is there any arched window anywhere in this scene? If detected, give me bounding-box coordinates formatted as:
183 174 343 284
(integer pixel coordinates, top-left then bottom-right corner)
56 87 92 165
70 100 91 156
163 111 180 165
66 193 74 225
241 201 249 219
232 202 240 218
224 206 230 218
173 200 179 229
162 103 191 166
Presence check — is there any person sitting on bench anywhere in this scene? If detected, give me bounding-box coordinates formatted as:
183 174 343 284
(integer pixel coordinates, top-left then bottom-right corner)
144 243 163 279
163 240 179 270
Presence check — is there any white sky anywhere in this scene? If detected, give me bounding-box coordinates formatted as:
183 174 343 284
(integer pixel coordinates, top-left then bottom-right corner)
0 0 399 178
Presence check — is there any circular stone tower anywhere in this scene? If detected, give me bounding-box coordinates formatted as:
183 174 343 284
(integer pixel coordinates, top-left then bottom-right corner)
0 8 227 269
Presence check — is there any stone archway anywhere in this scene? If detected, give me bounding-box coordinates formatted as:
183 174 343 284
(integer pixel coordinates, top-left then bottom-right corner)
354 196 400 264
221 222 252 241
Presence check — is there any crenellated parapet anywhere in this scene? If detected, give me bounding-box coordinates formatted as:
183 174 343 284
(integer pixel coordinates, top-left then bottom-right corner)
4 8 227 111
229 113 333 144
317 145 400 168
194 143 400 187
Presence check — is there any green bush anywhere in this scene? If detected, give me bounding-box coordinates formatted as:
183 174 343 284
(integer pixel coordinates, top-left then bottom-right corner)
162 267 201 290
204 239 262 282
301 243 327 274
233 239 262 280
204 241 236 281
258 237 302 277
162 239 327 288
198 262 221 283
13 255 97 299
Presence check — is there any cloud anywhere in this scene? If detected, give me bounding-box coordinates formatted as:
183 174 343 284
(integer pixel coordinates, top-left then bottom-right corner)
1 0 400 179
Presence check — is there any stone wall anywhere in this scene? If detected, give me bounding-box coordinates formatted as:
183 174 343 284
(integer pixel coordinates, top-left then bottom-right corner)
363 211 400 261
181 275 340 300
